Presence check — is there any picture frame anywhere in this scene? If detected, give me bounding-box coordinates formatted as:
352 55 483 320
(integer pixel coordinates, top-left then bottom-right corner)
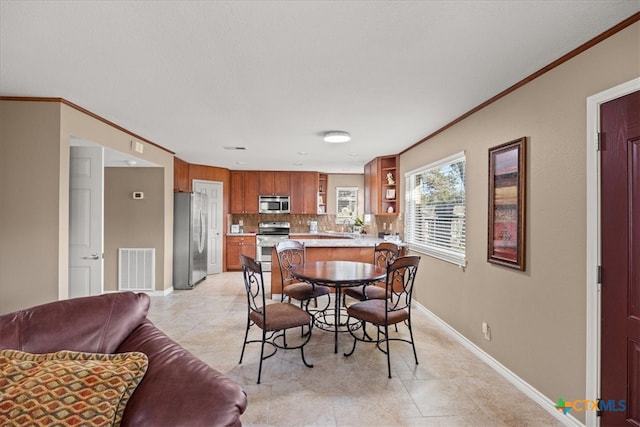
385 188 396 199
487 137 526 270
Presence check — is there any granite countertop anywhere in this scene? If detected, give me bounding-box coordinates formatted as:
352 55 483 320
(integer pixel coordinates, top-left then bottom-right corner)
226 231 405 247
294 236 406 248
290 231 368 238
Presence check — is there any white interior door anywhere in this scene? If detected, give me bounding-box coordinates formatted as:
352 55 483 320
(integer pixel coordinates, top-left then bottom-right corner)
193 180 223 274
69 146 104 297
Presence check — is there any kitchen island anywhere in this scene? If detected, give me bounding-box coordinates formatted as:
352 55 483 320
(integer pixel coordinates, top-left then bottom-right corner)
270 235 404 299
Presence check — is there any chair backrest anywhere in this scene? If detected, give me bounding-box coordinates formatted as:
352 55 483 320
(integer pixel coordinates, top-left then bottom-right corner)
385 256 421 313
275 240 305 286
373 242 401 268
240 254 266 316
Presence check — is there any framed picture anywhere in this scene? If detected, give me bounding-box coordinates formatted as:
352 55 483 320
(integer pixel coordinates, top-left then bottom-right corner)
488 137 526 270
385 188 396 199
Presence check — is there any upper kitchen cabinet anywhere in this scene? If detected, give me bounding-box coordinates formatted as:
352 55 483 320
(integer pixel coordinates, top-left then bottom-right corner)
259 171 290 195
174 157 191 192
365 155 399 216
317 173 328 214
230 171 259 214
290 171 319 214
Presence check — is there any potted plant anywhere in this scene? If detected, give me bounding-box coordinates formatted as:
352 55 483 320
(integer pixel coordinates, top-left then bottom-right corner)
353 217 364 233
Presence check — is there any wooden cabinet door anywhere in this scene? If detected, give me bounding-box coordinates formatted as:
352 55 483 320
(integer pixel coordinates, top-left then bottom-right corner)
258 171 290 195
230 171 245 214
364 159 375 214
244 171 260 213
226 236 256 270
258 171 274 195
290 172 317 214
230 171 260 214
274 172 290 195
226 240 242 270
303 172 319 214
289 172 304 214
174 157 191 192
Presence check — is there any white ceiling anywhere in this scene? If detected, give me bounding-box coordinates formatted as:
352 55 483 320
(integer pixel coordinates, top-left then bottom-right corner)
1 1 638 173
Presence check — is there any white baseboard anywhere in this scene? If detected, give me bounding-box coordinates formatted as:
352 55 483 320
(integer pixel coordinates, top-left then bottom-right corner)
412 302 584 427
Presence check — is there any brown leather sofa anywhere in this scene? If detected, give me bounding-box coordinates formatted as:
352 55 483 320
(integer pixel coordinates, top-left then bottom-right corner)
0 292 247 426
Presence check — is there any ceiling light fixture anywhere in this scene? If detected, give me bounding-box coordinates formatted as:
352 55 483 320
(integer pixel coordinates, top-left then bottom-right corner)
323 131 351 143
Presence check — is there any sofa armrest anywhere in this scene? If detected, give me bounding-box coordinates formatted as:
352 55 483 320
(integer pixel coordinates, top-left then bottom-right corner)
117 319 247 427
0 292 150 354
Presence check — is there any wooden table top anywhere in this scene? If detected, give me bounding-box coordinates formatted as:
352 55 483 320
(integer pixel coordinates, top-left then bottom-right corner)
291 261 386 287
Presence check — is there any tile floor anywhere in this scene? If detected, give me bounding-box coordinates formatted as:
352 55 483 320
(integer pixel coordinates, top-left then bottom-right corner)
147 272 565 427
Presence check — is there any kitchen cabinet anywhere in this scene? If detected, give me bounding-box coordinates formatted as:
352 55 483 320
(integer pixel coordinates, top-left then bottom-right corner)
290 171 319 214
259 171 290 195
230 171 260 214
318 173 328 214
174 157 191 192
226 235 256 271
365 155 399 216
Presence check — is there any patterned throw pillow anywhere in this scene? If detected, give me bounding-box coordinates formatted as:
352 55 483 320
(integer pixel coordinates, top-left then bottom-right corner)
0 349 148 427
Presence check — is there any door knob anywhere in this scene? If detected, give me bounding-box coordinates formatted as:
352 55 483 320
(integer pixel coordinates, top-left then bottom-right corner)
82 253 100 260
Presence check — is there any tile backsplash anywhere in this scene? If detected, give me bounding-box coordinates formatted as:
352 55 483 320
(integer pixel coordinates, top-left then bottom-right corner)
230 213 402 239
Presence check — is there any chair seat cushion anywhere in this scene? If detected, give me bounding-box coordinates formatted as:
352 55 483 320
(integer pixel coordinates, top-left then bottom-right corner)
343 284 389 301
283 282 330 300
346 300 408 326
250 303 311 331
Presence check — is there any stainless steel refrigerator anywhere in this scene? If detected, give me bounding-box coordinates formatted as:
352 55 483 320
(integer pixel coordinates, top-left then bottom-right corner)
173 192 208 289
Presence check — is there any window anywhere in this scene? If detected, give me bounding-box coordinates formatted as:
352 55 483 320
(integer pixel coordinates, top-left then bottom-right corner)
404 152 466 266
336 187 358 224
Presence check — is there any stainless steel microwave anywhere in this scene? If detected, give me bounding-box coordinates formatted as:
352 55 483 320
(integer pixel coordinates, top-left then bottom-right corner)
259 195 290 214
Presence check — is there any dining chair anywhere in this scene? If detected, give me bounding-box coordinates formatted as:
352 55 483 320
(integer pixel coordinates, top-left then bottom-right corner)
343 241 401 303
276 240 330 307
239 254 314 384
343 255 421 378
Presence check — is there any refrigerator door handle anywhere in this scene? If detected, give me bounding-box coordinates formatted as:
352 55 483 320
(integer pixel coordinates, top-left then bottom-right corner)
197 211 206 254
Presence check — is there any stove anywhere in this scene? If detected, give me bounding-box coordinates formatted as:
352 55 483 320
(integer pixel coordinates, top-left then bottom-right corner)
256 221 290 272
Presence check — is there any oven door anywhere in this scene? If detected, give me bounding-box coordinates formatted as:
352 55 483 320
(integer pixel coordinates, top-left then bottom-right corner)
257 244 272 263
256 237 274 272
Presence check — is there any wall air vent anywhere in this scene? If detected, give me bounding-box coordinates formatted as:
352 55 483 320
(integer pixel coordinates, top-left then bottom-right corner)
118 248 155 291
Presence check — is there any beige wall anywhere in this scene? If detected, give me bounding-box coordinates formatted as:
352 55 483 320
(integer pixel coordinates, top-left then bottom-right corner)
59 103 174 294
104 167 165 292
0 102 63 313
401 22 639 417
0 99 175 314
327 174 365 220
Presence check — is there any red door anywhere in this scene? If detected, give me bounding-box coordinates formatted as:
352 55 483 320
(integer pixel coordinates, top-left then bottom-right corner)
600 90 640 426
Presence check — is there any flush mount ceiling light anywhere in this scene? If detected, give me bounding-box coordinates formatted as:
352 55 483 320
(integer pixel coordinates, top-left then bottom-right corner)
323 131 351 143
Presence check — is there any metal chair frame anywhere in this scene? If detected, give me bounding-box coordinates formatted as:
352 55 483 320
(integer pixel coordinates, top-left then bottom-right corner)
239 254 313 384
276 240 330 311
344 255 421 378
343 241 400 304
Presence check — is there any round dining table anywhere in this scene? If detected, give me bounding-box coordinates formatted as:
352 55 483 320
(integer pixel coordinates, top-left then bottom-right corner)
290 260 387 353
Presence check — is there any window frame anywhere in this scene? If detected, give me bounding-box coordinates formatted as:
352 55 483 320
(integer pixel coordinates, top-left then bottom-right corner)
335 186 359 224
404 151 466 266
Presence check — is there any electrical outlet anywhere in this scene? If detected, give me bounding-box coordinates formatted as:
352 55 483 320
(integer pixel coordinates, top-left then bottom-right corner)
482 322 491 341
